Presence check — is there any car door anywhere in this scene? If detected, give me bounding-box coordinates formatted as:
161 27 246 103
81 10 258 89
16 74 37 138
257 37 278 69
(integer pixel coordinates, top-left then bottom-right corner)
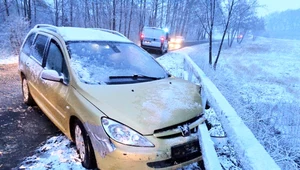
39 38 71 132
25 33 50 106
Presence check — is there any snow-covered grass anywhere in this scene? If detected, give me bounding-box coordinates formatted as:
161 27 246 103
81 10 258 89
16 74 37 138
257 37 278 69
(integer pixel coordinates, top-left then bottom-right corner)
172 37 300 170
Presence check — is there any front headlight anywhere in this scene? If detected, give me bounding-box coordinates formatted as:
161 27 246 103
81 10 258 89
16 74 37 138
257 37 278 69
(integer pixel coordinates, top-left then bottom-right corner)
101 117 154 147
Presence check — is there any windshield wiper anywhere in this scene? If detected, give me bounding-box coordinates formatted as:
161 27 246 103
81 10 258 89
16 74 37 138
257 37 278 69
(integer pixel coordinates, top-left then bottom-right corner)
109 74 163 80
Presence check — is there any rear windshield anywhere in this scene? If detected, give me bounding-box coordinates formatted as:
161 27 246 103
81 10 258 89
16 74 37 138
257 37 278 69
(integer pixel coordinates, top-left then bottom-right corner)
143 28 165 38
67 41 168 84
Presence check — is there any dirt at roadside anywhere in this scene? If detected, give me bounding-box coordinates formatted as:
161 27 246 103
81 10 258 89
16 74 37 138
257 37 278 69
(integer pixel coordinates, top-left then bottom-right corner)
0 63 60 169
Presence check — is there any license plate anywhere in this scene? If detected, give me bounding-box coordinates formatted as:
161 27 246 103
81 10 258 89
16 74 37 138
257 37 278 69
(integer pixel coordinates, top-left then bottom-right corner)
144 40 151 43
171 140 200 159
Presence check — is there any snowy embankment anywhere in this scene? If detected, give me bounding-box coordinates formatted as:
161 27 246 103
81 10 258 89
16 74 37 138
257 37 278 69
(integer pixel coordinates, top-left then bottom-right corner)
166 37 300 170
157 52 279 170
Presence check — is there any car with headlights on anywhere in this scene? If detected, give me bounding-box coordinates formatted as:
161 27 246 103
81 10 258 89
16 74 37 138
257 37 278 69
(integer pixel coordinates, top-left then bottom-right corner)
170 36 185 44
18 24 205 169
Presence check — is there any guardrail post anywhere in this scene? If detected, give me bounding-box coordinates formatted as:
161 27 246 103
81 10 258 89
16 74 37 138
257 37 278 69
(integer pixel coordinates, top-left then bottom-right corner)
198 123 222 170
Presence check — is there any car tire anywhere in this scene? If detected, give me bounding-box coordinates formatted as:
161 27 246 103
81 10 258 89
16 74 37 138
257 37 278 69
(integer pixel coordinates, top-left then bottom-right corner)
73 120 97 169
22 77 35 105
160 46 165 54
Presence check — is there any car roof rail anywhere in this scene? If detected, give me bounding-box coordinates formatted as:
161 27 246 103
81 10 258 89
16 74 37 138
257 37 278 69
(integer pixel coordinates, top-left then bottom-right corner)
34 24 58 33
93 28 127 38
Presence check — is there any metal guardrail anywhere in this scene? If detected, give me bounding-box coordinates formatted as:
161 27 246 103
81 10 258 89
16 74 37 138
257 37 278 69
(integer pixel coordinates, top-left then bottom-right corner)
198 123 222 170
183 55 280 170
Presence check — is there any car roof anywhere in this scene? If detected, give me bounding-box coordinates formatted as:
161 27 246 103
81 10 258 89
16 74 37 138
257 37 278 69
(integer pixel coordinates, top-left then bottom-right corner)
34 24 131 43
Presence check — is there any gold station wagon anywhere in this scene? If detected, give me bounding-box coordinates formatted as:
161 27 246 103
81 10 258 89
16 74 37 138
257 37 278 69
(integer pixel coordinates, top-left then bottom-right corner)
19 24 205 169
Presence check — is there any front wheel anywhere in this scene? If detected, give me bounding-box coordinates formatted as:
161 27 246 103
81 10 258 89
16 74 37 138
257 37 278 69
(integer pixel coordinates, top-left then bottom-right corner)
73 120 97 169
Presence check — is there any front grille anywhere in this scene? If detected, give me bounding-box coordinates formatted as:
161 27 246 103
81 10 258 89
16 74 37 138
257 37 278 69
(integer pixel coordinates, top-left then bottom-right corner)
156 126 199 139
153 114 204 139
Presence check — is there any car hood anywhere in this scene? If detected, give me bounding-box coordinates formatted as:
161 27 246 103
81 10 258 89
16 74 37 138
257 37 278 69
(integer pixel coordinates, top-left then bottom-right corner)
77 78 203 135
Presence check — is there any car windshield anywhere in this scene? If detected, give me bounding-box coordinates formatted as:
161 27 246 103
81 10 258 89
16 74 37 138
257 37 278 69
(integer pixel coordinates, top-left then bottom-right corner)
67 41 168 84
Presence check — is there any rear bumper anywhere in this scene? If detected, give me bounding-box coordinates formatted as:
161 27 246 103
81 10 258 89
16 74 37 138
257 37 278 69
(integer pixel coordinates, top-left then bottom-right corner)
141 44 162 51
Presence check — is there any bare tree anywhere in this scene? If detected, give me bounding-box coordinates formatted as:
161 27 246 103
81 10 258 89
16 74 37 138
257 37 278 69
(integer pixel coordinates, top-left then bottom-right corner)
127 0 134 37
112 0 116 30
4 0 9 16
213 0 235 69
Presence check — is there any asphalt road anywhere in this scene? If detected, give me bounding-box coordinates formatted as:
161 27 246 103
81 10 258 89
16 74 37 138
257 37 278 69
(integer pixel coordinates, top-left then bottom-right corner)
0 63 61 169
149 40 208 58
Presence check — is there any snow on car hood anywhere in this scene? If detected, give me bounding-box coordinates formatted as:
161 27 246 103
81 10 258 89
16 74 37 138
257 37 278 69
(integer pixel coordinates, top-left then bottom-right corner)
77 77 203 135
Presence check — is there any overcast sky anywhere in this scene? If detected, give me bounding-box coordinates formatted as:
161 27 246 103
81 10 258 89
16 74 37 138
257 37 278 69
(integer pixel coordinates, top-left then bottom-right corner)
258 0 300 16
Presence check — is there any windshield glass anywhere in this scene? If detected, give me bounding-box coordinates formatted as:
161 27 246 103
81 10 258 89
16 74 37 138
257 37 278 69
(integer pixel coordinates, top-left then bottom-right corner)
67 41 168 84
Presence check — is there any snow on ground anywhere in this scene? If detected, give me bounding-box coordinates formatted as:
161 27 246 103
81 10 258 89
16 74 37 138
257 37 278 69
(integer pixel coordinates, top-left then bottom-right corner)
18 135 84 170
170 37 300 170
0 55 18 65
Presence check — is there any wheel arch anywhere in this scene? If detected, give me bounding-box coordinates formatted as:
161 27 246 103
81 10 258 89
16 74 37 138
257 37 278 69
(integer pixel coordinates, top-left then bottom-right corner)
69 115 80 141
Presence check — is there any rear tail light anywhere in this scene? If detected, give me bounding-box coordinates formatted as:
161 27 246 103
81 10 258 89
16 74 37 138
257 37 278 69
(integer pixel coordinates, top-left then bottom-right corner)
140 33 145 40
160 36 165 43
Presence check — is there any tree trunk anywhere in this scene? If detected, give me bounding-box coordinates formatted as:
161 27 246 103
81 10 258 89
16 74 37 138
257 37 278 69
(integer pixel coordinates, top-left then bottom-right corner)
160 0 164 27
84 0 88 27
33 0 36 23
138 0 143 33
4 0 9 16
123 1 128 35
166 0 171 26
153 0 158 27
27 0 31 22
70 0 73 26
61 0 64 26
127 0 134 38
54 0 58 26
95 0 99 27
119 0 123 32
208 0 216 65
112 0 116 30
15 0 20 16
214 0 235 69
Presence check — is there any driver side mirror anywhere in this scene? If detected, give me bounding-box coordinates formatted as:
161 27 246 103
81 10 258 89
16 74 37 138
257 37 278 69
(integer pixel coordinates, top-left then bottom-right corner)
41 69 63 82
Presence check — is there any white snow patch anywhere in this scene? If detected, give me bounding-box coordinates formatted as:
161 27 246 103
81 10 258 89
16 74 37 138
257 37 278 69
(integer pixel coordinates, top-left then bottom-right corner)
19 136 84 170
0 55 18 64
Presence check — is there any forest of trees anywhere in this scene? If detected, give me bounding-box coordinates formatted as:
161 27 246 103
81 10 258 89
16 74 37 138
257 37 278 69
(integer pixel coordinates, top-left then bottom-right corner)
265 9 300 40
0 0 263 68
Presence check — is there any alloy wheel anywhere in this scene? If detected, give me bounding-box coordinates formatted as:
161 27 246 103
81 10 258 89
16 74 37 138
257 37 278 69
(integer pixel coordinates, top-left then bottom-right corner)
75 125 86 161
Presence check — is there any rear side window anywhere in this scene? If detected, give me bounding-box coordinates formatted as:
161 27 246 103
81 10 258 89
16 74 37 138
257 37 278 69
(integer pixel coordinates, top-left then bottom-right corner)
22 33 35 55
31 34 48 64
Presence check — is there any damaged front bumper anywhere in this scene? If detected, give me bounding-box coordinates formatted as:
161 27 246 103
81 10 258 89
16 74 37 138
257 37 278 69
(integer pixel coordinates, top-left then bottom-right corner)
94 132 202 169
84 116 204 169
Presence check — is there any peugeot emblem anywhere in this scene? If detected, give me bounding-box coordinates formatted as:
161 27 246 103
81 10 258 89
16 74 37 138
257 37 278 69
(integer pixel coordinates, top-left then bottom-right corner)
178 124 190 137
